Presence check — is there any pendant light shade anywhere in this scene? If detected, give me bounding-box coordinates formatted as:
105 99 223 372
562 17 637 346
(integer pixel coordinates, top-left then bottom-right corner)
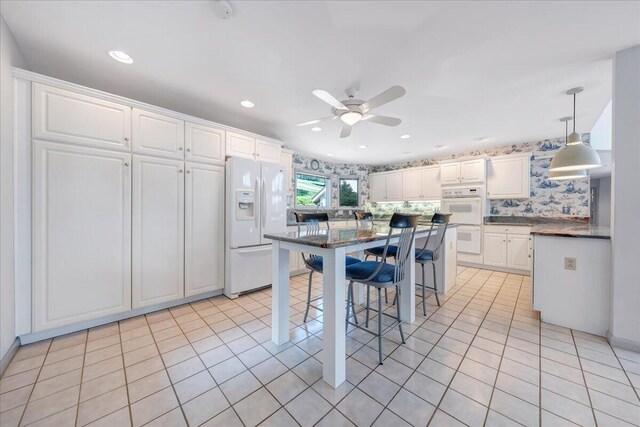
548 168 588 180
549 87 601 172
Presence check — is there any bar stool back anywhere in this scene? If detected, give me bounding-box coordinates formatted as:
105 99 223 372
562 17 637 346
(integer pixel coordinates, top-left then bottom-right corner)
415 212 452 314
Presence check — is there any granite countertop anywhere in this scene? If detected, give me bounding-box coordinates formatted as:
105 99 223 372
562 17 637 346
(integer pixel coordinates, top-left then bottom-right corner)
530 224 611 239
265 224 447 249
484 216 590 226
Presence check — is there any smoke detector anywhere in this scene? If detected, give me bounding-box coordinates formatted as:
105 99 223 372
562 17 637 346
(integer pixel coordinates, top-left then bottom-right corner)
211 0 233 20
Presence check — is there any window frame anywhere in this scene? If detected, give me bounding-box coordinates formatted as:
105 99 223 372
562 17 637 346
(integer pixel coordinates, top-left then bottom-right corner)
294 169 331 209
338 175 360 208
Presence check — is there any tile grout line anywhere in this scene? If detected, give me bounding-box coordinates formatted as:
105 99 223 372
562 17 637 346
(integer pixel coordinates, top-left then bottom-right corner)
569 329 599 426
15 339 53 427
117 321 136 427
73 329 89 426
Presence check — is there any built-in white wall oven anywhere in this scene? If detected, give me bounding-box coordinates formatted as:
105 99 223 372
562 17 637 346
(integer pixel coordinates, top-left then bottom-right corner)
442 186 483 255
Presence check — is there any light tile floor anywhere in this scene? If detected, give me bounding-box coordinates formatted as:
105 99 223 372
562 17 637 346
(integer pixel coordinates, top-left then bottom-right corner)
1 266 640 426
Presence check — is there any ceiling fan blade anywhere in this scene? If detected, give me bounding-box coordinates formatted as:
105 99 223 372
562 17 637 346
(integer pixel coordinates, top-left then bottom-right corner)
360 86 406 112
361 114 402 127
340 124 352 138
312 89 348 111
296 116 335 127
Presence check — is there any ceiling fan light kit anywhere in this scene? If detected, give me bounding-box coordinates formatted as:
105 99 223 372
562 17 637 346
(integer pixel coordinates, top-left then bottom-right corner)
299 86 406 138
549 87 602 172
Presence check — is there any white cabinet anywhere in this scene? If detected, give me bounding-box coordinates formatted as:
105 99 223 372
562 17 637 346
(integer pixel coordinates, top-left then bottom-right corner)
402 166 441 200
33 142 131 331
132 156 185 308
226 131 256 159
370 171 403 201
32 83 131 151
256 139 281 163
507 235 531 270
280 149 294 192
483 225 532 271
185 163 224 296
440 159 486 184
440 163 461 185
132 109 185 159
483 232 507 267
185 122 225 164
487 155 531 199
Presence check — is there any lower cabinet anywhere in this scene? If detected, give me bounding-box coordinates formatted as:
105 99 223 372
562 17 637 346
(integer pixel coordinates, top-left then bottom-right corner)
33 141 132 332
185 163 225 296
132 155 185 308
483 226 532 271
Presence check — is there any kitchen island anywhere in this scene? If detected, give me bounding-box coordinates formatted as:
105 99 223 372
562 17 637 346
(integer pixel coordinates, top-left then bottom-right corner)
265 223 457 388
532 224 611 336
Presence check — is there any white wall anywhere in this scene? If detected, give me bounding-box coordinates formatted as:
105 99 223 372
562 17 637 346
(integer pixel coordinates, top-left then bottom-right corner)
610 45 640 349
596 177 611 227
590 100 612 150
0 15 29 360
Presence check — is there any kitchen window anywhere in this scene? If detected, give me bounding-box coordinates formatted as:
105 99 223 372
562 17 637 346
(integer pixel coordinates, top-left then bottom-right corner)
339 177 359 207
295 171 330 208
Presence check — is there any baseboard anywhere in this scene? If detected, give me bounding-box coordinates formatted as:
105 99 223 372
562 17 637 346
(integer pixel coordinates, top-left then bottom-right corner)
458 261 531 276
19 289 224 345
1 338 21 377
607 330 640 352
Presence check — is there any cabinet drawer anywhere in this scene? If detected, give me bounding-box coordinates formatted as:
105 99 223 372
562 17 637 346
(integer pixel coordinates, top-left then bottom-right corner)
484 225 531 235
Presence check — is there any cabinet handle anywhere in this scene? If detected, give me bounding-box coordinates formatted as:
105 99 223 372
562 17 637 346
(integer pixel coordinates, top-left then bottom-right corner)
186 170 191 174
179 169 183 173
124 162 129 166
124 137 129 142
179 147 183 151
186 148 191 152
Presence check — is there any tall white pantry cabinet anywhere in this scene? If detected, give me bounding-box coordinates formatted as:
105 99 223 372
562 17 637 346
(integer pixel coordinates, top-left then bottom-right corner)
15 73 278 337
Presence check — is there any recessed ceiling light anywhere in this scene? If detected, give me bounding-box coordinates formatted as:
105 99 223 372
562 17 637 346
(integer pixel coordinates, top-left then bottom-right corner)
358 145 368 149
402 151 411 155
434 145 446 150
400 134 411 139
311 127 322 132
108 50 133 64
240 100 254 108
475 136 490 142
327 153 334 156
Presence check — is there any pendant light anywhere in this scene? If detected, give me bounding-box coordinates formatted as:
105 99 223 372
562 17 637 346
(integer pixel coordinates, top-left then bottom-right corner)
548 116 587 180
549 87 602 172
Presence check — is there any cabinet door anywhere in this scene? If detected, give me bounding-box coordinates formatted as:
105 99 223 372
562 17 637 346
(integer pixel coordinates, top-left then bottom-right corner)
33 83 131 151
280 150 293 192
185 122 225 164
440 163 460 185
185 163 224 296
487 156 530 199
421 167 441 199
483 232 507 267
132 109 185 159
370 174 387 201
402 169 422 200
33 142 131 331
385 172 404 201
133 156 185 308
460 159 486 183
226 132 256 159
507 235 530 270
256 139 282 163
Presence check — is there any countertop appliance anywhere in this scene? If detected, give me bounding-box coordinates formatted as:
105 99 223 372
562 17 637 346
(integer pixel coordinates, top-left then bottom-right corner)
225 156 287 297
442 185 484 258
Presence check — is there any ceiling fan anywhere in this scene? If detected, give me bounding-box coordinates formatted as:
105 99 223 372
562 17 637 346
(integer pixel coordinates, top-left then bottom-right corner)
297 86 406 138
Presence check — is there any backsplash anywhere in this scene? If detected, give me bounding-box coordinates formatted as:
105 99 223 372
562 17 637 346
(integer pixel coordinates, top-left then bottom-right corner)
291 154 370 208
364 201 441 221
370 136 591 217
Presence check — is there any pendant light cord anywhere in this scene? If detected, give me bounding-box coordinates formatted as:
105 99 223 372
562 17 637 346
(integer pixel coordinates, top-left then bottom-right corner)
573 93 576 133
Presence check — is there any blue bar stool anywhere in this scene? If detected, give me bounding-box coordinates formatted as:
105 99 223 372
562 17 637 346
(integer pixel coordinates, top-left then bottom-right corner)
414 213 451 315
355 212 395 304
295 212 362 323
345 213 420 365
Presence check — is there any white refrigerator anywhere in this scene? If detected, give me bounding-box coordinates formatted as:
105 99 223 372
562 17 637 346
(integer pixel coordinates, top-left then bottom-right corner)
225 156 287 297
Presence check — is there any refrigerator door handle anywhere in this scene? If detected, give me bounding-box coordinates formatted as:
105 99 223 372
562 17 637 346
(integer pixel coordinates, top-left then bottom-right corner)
255 177 260 229
261 177 267 228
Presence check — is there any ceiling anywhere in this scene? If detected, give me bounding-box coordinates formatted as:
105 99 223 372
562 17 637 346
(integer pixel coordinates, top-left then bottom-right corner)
2 1 639 164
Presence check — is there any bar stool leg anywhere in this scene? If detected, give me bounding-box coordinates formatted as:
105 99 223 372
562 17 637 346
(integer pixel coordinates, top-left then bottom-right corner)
303 270 314 322
365 284 371 328
421 263 427 316
396 285 406 344
346 281 352 333
377 287 383 365
350 283 358 325
432 263 440 306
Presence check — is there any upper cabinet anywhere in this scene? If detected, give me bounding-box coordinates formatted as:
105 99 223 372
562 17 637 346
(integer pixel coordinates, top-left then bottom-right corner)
132 109 185 159
487 155 531 199
402 166 441 200
185 122 225 164
225 131 282 163
32 83 131 151
280 149 294 192
370 171 403 202
440 159 486 185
